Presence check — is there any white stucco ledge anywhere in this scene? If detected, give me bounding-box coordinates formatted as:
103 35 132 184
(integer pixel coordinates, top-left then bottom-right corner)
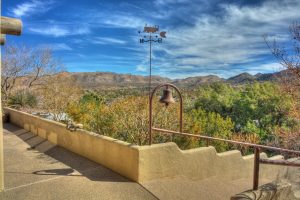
4 107 287 184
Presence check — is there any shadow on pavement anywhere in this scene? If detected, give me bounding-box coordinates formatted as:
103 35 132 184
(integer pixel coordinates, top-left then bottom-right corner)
4 123 131 183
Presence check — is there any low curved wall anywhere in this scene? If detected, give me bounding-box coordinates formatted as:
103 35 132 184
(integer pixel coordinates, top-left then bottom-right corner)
4 108 286 184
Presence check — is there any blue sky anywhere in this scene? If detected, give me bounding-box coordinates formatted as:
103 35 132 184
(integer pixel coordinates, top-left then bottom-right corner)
2 0 300 78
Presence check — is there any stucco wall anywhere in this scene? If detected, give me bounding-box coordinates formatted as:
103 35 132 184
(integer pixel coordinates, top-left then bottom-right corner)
4 107 286 184
137 143 285 182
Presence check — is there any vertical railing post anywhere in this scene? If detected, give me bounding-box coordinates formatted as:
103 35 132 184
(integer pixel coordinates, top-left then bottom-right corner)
253 147 260 190
206 138 209 147
149 92 153 145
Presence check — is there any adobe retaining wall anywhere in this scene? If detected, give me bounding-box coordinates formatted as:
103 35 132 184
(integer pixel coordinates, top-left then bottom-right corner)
4 107 140 182
4 107 286 183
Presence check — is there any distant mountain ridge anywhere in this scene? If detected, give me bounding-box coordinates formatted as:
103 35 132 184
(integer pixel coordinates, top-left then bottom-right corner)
59 70 284 89
172 75 224 87
61 72 171 89
227 71 286 84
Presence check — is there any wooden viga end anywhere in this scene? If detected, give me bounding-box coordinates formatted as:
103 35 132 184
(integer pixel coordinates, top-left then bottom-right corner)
0 16 22 45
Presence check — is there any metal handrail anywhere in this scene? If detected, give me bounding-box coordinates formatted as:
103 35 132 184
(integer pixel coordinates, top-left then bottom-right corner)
152 127 300 155
151 127 300 190
259 158 300 167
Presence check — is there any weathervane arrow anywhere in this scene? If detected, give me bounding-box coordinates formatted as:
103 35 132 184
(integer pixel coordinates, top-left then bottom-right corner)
160 31 166 38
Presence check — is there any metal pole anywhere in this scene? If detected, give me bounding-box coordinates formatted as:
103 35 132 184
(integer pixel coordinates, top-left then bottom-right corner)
139 25 166 145
253 147 260 190
149 34 152 98
148 34 152 145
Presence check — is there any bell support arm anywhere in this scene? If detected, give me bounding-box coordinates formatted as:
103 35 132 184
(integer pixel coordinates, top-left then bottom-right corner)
149 83 183 145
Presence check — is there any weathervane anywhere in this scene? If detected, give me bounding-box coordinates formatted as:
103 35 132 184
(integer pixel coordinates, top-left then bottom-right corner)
139 24 167 97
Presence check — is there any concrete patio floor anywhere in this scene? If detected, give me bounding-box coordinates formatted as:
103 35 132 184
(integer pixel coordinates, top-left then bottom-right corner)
0 123 158 200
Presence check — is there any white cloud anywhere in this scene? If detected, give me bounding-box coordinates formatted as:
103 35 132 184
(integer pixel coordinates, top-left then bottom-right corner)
38 43 72 51
154 0 189 6
246 62 283 75
136 65 147 72
146 0 300 78
29 25 90 37
103 15 148 29
9 0 54 17
11 0 300 78
93 37 127 45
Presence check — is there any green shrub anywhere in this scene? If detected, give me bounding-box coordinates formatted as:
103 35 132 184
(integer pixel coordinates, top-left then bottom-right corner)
8 90 37 109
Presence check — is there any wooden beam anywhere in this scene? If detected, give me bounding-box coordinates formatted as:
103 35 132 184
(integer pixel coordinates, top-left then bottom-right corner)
0 34 6 45
1 16 22 35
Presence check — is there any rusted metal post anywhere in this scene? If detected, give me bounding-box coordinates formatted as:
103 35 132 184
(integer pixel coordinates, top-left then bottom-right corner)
206 138 209 147
149 83 183 145
149 97 153 145
253 147 260 190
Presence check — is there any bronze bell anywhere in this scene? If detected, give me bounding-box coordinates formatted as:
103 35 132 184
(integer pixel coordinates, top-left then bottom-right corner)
159 88 175 107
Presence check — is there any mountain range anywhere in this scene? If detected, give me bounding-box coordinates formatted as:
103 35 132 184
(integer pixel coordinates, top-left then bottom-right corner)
60 70 285 89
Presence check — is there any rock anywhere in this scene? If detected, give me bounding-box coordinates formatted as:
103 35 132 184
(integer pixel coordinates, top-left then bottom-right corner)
66 121 83 131
231 180 295 200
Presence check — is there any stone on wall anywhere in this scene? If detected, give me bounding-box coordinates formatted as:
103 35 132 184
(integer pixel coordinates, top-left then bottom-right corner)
231 180 296 200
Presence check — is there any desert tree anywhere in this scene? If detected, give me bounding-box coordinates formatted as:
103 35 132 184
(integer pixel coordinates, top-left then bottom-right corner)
265 23 300 151
1 44 62 103
265 24 300 97
38 73 82 122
